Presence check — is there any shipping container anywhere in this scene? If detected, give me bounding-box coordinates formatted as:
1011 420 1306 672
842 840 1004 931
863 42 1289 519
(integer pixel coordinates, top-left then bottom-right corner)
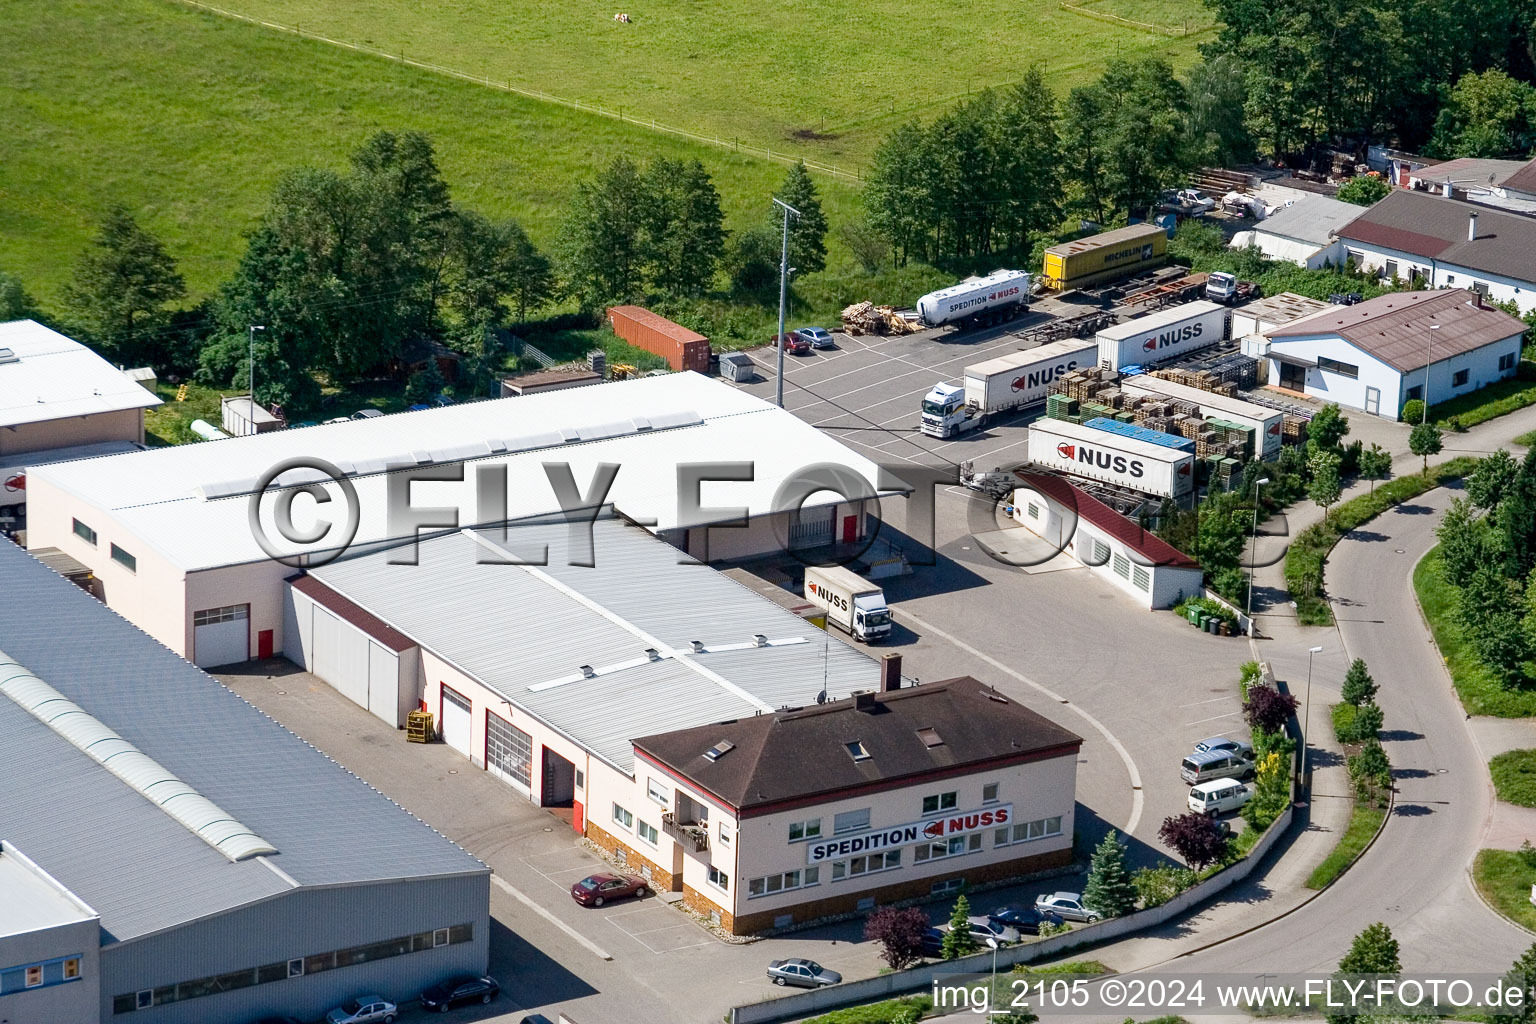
1041 224 1168 291
606 305 712 372
1027 417 1194 498
1118 375 1285 459
1081 416 1196 452
1096 301 1229 370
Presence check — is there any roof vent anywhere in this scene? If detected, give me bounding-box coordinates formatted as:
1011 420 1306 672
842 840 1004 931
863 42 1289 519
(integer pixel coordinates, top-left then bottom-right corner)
644 647 661 662
579 664 596 679
854 691 877 712
845 740 871 762
917 727 944 748
0 348 17 365
753 634 768 647
703 739 736 762
690 640 705 653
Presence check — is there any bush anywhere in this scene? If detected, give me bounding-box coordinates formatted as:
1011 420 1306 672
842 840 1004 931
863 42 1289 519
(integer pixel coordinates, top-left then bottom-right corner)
1158 813 1231 871
804 996 934 1024
1133 863 1199 908
864 906 931 971
1400 398 1424 423
1243 685 1299 734
1348 739 1393 802
1173 596 1238 632
1489 749 1536 808
1332 701 1383 744
1239 661 1264 697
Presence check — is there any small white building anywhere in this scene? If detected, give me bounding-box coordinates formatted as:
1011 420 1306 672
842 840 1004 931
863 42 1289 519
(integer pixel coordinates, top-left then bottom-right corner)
1334 191 1536 313
1230 195 1359 269
1010 471 1204 610
1263 289 1526 420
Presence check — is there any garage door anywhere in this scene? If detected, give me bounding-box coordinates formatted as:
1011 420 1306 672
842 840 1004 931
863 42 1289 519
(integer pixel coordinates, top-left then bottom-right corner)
788 506 834 549
441 685 473 756
312 606 369 708
193 605 249 668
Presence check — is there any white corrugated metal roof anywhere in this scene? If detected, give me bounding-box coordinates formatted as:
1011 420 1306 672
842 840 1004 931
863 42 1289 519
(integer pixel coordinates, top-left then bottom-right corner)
310 517 883 774
0 842 97 938
0 320 161 428
31 372 888 571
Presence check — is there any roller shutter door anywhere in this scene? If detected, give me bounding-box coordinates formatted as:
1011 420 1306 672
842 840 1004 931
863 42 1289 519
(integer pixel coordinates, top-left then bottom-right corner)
193 604 249 668
441 685 473 756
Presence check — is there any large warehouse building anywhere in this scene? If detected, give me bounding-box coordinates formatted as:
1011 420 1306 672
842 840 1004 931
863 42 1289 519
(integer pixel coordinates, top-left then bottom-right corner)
24 372 892 667
0 538 489 1024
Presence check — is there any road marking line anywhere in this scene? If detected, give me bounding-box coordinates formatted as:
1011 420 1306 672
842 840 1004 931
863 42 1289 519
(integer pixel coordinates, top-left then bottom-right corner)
1184 710 1243 726
491 874 614 961
1176 696 1233 708
891 606 1144 838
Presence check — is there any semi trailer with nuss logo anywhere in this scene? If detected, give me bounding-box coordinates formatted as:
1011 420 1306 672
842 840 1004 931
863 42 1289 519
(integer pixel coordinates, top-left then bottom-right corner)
1025 417 1195 499
920 339 1098 439
1095 300 1229 370
802 566 892 643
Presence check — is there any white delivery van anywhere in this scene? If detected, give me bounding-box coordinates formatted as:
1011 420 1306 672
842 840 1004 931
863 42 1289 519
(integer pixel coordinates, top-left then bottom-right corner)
1187 778 1253 817
803 565 892 643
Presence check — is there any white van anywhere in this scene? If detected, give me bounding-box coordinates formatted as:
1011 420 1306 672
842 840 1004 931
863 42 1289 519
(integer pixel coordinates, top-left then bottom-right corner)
1187 778 1253 817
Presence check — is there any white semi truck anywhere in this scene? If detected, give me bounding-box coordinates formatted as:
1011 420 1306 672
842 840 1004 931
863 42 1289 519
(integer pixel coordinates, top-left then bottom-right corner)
916 269 1031 331
803 566 892 643
920 339 1097 439
1026 418 1195 499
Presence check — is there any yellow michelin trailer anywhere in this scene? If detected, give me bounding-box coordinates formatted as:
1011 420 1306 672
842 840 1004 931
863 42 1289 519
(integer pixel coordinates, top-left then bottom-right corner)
1042 223 1168 291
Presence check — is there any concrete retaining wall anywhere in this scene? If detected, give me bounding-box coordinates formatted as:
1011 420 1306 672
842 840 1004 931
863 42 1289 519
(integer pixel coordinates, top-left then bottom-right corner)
729 806 1295 1024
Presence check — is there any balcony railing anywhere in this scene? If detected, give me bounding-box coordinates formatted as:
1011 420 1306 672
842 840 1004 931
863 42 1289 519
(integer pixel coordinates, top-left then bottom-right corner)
661 811 709 852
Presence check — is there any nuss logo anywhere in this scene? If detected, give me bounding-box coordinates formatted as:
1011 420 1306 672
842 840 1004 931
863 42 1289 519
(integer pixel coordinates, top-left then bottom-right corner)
1056 440 1145 478
1141 321 1205 353
809 581 849 611
1010 359 1078 394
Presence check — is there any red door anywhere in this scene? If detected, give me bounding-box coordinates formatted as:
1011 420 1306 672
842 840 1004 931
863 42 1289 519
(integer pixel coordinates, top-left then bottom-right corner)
257 629 274 659
572 801 585 834
842 515 858 544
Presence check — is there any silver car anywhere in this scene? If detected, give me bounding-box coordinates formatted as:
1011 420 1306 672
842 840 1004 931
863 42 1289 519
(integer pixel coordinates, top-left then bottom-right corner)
795 327 836 349
1035 891 1101 923
325 994 397 1024
767 957 842 988
1193 735 1254 758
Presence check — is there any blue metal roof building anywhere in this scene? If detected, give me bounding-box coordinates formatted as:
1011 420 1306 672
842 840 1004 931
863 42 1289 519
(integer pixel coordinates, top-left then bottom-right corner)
0 539 488 1024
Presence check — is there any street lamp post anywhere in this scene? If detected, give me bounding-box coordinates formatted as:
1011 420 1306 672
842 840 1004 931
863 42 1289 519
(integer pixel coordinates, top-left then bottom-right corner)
1302 645 1323 781
986 936 999 1006
248 325 266 436
1423 323 1441 423
772 197 801 409
1246 476 1270 634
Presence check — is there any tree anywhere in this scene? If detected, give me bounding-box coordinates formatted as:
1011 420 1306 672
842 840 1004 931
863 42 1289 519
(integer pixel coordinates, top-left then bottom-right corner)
724 226 781 294
0 269 40 322
1408 422 1443 473
557 156 648 308
863 906 931 970
1470 448 1520 510
641 158 727 297
1338 921 1401 974
1337 176 1392 206
404 357 446 405
1083 831 1137 918
1501 447 1536 579
864 120 928 267
61 206 186 365
1308 403 1351 450
773 161 828 276
1158 812 1231 870
1243 684 1299 734
1359 443 1392 493
941 894 978 959
1428 70 1536 159
1063 59 1198 220
1341 658 1378 706
1308 449 1343 523
839 218 889 274
1461 567 1533 686
1196 493 1249 579
1438 497 1499 588
1183 54 1255 166
1490 941 1536 1024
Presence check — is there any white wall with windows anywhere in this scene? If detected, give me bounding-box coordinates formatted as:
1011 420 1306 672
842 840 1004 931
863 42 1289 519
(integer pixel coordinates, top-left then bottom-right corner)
1342 240 1536 314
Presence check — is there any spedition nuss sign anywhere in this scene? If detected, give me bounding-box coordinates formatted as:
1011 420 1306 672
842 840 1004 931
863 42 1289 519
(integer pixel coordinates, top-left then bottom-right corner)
805 805 1013 864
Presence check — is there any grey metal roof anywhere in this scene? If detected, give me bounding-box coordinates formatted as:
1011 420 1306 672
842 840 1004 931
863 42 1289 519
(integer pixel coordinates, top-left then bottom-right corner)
0 539 485 945
1266 289 1527 372
1335 190 1536 282
310 515 883 773
1253 195 1362 245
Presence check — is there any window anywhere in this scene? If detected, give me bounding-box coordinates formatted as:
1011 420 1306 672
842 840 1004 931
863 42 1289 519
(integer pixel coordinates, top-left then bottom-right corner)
25 966 42 988
788 818 822 842
982 782 999 804
286 959 304 979
1027 502 1040 519
921 791 958 816
1446 274 1456 285
748 867 820 898
830 850 901 880
575 769 585 790
1384 259 1397 279
994 815 1065 848
137 990 154 1010
72 518 97 545
1113 553 1130 578
193 605 247 627
833 808 870 834
1452 368 1469 386
1406 384 1424 403
486 714 533 789
718 822 732 847
1500 352 1517 372
931 878 963 895
1317 356 1359 379
914 834 983 862
612 803 633 830
775 914 796 928
707 865 729 891
637 820 659 845
647 777 670 805
63 958 80 980
845 740 870 762
1133 565 1151 591
110 543 136 572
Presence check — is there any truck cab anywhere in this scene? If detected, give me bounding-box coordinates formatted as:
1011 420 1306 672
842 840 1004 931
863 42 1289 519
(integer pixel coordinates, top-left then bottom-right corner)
920 382 975 439
1205 272 1237 304
852 593 892 642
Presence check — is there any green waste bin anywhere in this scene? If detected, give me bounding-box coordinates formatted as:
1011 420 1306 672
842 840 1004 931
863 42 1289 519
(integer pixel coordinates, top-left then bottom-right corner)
1197 612 1211 630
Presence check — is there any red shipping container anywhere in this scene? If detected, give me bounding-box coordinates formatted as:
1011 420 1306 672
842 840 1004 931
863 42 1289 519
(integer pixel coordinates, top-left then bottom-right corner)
606 305 712 373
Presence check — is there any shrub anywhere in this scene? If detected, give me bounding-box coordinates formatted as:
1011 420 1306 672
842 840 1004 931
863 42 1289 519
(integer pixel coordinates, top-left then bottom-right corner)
1239 660 1264 697
804 996 934 1024
1133 863 1198 908
1348 739 1393 801
1173 596 1238 631
864 906 931 971
1243 685 1299 733
1332 701 1383 744
1157 813 1231 871
1521 839 1536 869
1401 398 1424 423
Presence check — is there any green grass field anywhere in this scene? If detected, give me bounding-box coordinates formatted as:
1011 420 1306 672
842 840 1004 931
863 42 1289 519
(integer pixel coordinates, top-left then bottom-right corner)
0 0 862 300
179 0 1208 166
1490 749 1536 807
1472 849 1536 932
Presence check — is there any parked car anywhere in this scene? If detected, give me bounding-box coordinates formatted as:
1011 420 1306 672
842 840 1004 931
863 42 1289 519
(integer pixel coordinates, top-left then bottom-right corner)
795 326 836 349
1035 891 1101 923
324 994 397 1024
420 974 499 1012
350 408 384 420
941 915 1024 945
1176 188 1217 214
988 904 1064 934
322 416 351 425
921 927 945 957
519 1017 556 1024
1181 748 1256 785
766 957 842 988
570 871 649 907
253 1017 303 1024
770 332 811 355
407 403 433 412
1193 736 1253 759
1188 778 1253 817
288 421 318 429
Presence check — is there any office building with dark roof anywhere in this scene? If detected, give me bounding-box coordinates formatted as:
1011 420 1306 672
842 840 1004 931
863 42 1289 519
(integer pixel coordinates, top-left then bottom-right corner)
0 538 489 1024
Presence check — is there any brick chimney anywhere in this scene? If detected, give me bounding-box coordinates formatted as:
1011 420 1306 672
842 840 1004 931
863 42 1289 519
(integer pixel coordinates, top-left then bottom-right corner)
1469 211 1479 242
880 652 902 692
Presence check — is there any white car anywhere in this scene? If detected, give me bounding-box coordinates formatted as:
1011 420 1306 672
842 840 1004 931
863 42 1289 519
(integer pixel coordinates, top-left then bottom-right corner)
1035 891 1101 923
325 994 397 1024
1176 188 1216 214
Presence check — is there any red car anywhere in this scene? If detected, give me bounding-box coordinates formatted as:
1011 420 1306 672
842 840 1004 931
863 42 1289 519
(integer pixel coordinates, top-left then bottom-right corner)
570 872 649 907
771 332 811 355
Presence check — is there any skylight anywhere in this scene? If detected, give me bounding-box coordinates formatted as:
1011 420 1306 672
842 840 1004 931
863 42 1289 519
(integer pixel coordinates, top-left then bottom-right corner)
916 727 944 748
846 740 871 762
704 740 736 762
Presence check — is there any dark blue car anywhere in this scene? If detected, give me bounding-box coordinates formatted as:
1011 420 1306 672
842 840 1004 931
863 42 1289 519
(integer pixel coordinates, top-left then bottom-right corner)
989 905 1064 934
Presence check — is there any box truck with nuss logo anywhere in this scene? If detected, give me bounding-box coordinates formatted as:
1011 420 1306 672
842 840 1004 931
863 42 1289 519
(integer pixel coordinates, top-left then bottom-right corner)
803 566 892 642
1095 300 1228 370
1026 418 1195 498
920 339 1097 439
